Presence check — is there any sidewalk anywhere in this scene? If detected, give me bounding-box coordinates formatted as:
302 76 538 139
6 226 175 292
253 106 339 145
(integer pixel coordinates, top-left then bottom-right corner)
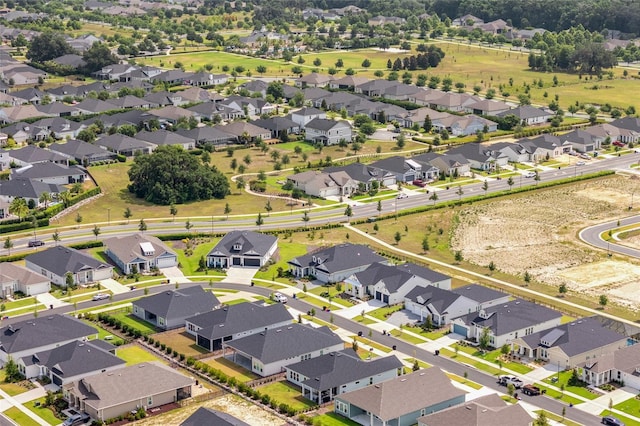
577 386 637 416
0 388 49 426
35 292 68 310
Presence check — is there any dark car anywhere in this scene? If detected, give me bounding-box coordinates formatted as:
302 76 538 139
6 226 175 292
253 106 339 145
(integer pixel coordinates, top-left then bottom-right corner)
602 416 625 426
522 384 541 396
28 240 45 247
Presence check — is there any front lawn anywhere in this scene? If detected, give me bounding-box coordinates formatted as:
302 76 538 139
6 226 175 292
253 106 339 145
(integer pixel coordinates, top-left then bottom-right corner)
438 348 501 376
81 319 124 345
167 239 220 276
614 396 640 418
351 336 392 353
258 381 317 412
117 345 164 366
3 407 38 426
542 370 599 400
307 285 353 307
453 345 533 374
24 397 61 426
388 328 427 344
253 242 307 284
367 304 404 322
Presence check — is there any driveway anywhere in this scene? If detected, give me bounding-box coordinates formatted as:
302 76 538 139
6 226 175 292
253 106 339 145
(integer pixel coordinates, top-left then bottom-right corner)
221 267 259 285
35 292 68 309
159 266 191 284
334 299 384 319
387 310 421 327
99 278 129 295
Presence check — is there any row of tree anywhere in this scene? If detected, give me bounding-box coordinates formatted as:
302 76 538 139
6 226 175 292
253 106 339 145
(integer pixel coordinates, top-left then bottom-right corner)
387 45 446 71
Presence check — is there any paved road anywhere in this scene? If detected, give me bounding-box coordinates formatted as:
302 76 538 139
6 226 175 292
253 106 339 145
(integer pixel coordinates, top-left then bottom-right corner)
580 215 640 258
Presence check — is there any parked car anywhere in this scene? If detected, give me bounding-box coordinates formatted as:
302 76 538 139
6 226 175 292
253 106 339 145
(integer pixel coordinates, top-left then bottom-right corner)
613 141 625 147
28 240 44 247
523 171 537 178
576 161 586 166
498 375 523 388
92 293 109 301
413 180 426 187
273 292 288 303
522 384 541 396
396 193 408 199
602 415 625 426
63 413 90 426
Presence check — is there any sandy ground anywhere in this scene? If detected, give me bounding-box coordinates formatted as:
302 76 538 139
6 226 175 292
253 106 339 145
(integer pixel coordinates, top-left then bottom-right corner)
451 175 640 310
131 394 286 426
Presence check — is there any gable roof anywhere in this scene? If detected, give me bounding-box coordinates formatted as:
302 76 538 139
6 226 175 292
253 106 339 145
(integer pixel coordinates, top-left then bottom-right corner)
8 145 67 164
0 263 48 287
105 233 176 264
207 230 277 258
496 105 550 119
0 314 96 355
452 284 507 304
25 246 112 277
0 178 64 199
287 350 403 391
288 243 385 274
181 407 250 426
352 262 415 293
49 139 114 160
338 368 465 421
405 286 462 314
306 118 350 132
95 133 154 152
186 302 292 341
175 126 235 143
224 324 342 363
134 129 193 147
133 286 219 320
395 262 450 284
12 163 86 180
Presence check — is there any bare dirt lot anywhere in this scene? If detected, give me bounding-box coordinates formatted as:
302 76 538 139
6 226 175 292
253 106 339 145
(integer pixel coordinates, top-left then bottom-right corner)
451 175 640 310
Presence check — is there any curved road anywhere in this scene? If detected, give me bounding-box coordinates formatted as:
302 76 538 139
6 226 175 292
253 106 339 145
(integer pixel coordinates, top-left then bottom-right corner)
580 215 640 258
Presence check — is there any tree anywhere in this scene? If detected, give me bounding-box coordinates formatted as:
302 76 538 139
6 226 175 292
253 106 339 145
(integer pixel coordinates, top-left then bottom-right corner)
52 230 60 246
394 231 402 244
75 212 83 227
256 212 264 230
507 383 515 398
377 200 382 216
264 200 272 217
599 294 608 308
9 197 28 220
39 192 52 209
124 207 132 224
422 236 430 252
454 251 463 263
344 205 353 219
65 272 75 289
82 42 119 74
488 261 496 272
170 204 178 222
524 271 531 283
482 180 489 195
501 344 510 356
138 218 147 233
4 357 21 383
479 327 491 351
412 359 420 371
396 132 406 149
256 65 267 75
429 192 438 205
362 59 371 68
534 170 541 185
92 224 100 240
534 410 550 426
456 185 464 201
224 203 231 219
3 237 13 255
507 177 514 190
302 211 310 226
559 283 567 296
128 146 229 205
27 31 75 63
185 219 193 233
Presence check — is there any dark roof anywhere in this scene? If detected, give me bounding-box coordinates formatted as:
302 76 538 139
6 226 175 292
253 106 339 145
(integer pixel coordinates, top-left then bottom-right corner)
175 126 235 143
369 156 412 174
459 298 562 336
135 129 193 146
353 262 414 293
405 286 461 314
49 140 114 160
25 246 111 277
181 407 250 426
186 302 292 341
8 145 67 164
562 129 595 145
452 284 507 304
288 243 385 274
0 315 96 355
133 286 219 321
106 95 149 109
207 230 277 259
24 340 124 378
12 163 86 180
611 116 640 132
496 105 550 119
291 107 325 117
287 351 403 391
252 116 298 132
95 133 154 152
73 98 117 114
395 262 450 284
0 178 64 199
323 163 387 183
224 324 342 363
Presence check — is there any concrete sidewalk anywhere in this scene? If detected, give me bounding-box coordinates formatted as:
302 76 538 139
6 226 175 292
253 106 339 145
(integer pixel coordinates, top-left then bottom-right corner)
159 266 192 284
577 386 637 415
0 388 49 426
13 386 46 404
334 299 385 319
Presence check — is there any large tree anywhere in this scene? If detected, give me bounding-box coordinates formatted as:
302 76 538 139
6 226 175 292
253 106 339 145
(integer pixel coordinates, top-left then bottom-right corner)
82 42 119 75
27 31 75 63
128 145 229 205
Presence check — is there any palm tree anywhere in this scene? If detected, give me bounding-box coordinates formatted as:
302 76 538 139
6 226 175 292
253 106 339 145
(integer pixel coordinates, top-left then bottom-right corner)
39 192 52 209
429 192 438 205
52 230 61 246
9 197 28 220
507 177 514 190
123 207 132 224
57 191 72 208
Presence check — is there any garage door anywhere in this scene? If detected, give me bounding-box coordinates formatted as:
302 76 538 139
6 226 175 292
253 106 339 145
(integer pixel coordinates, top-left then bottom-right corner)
157 256 176 268
52 374 62 386
375 291 382 301
453 324 468 337
244 258 261 267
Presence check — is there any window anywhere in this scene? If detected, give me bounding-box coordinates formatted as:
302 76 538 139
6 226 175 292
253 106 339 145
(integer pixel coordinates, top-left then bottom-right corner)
147 396 152 406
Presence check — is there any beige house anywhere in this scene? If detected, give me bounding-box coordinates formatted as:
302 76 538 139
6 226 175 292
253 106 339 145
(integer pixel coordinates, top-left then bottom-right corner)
104 233 177 275
63 362 194 422
0 263 50 297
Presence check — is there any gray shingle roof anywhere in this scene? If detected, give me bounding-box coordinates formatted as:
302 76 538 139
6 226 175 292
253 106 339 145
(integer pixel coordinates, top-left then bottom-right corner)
95 134 154 152
287 350 403 392
12 163 86 180
134 129 193 146
0 178 64 199
49 140 114 160
224 324 342 363
452 284 507 304
186 302 292 341
181 407 250 426
395 262 450 284
0 314 96 355
306 118 349 132
288 243 385 275
405 286 461 314
26 246 111 277
133 286 219 321
353 262 414 293
8 145 67 164
207 230 277 259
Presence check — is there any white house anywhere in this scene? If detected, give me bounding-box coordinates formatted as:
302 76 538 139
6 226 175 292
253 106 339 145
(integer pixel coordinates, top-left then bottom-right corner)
25 246 113 287
0 263 50 297
207 230 277 268
305 118 352 146
104 234 177 275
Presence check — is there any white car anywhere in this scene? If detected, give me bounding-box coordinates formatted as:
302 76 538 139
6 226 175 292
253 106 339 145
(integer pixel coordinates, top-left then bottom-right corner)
396 193 408 199
273 292 288 303
576 161 586 166
523 171 536 178
92 293 109 301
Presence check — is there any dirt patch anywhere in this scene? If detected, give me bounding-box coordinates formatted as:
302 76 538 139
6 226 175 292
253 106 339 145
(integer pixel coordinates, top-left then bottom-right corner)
451 175 640 309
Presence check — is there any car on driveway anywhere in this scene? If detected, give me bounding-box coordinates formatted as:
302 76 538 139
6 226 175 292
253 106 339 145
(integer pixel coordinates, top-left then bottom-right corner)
92 293 109 301
613 141 625 147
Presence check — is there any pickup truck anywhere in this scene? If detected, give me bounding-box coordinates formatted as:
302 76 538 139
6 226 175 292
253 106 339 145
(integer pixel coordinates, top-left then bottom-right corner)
498 375 523 389
522 384 541 396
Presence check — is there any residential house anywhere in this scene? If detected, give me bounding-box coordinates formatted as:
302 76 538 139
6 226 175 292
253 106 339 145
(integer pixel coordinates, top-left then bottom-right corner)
64 362 194 422
355 80 399 97
583 123 640 144
51 54 86 70
418 393 532 426
11 163 87 185
252 117 300 140
453 14 484 26
496 105 552 126
148 105 197 126
143 91 184 108
35 102 80 118
2 64 46 85
427 93 480 113
288 243 388 283
513 316 627 369
93 63 137 80
286 170 358 199
185 72 228 87
0 314 97 364
152 70 192 85
220 95 275 117
412 152 471 177
176 87 221 104
216 122 271 144
135 130 195 150
181 407 250 426
206 230 277 269
104 234 177 275
7 145 69 167
477 19 512 35
400 107 450 129
0 178 64 210
9 88 45 105
0 104 50 124
305 119 352 146
105 95 150 110
29 117 85 140
73 99 118 115
432 114 498 137
286 350 403 404
561 129 600 153
367 15 406 26
405 284 510 326
0 263 50 297
517 134 570 161
446 143 509 171
46 85 84 102
465 99 511 116
95 134 154 157
334 368 465 426
185 301 292 351
329 76 370 91
580 342 640 390
395 263 452 290
296 73 333 89
383 84 421 101
18 340 124 386
222 324 344 377
175 126 236 147
240 80 268 97
132 286 220 330
25 246 113 287
450 298 563 348
49 140 117 165
610 117 640 143
369 156 438 183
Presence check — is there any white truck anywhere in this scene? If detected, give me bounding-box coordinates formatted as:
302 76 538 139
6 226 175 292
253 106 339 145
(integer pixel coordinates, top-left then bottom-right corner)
498 375 523 389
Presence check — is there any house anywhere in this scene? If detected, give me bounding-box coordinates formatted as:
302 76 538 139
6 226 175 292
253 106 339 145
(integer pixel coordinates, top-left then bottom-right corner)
73 98 118 115
29 117 85 140
252 117 300 140
185 301 292 351
105 95 150 110
427 93 481 113
18 340 125 386
561 129 600 153
207 230 277 269
222 324 344 377
610 117 640 143
465 99 511 116
216 122 271 143
132 286 220 330
11 163 88 185
0 179 64 210
49 140 117 165
0 104 50 124
286 170 358 199
148 106 197 126
290 107 327 128
181 407 250 426
512 316 627 370
93 63 137 80
405 284 510 326
7 145 68 167
579 342 640 389
288 243 387 284
344 262 435 305
412 152 471 177
417 393 532 426
446 143 509 172
0 149 7 170
35 102 80 118
432 114 498 137
153 70 192 85
64 362 194 422
517 134 570 161
369 156 438 183
496 105 552 126
334 368 465 426
134 130 195 150
450 298 563 348
185 72 228 87
0 263 50 297
296 73 333 88
175 126 236 147
329 76 370 91
104 234 177 275
95 134 154 157
25 246 113 287
355 80 399 97
285 350 403 404
396 263 453 290
453 14 484 26
583 123 640 144
0 314 97 364
324 163 395 190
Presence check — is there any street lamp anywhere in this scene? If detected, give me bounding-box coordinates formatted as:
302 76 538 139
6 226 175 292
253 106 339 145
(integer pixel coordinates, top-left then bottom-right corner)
211 215 214 235
630 191 635 210
107 208 110 226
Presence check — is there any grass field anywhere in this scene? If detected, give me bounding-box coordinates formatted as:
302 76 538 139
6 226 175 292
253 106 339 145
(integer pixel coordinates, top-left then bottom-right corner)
151 331 208 358
613 396 640 418
81 319 125 345
117 344 164 366
454 345 533 375
258 382 316 412
310 413 361 426
3 407 38 426
203 357 257 383
253 242 307 283
111 311 158 335
24 398 61 426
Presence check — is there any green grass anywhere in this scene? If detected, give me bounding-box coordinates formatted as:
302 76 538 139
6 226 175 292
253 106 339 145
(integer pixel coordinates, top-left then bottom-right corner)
404 358 432 369
439 347 502 376
367 304 404 321
310 412 361 426
302 315 339 330
151 331 208 357
388 328 427 344
117 345 164 366
307 285 353 307
600 410 640 426
168 239 220 276
542 370 599 400
353 315 376 325
0 381 28 396
254 242 307 283
534 410 582 426
0 297 39 311
258 381 317 411
81 319 124 345
3 407 39 426
614 396 640 418
203 357 257 383
453 345 534 374
111 311 159 335
352 336 392 353
446 372 483 390
560 315 577 324
24 397 61 425
295 293 342 311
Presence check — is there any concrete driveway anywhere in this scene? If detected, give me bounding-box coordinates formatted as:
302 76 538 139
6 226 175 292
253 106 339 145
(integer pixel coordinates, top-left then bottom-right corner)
387 310 421 327
35 292 68 309
99 278 129 295
160 266 191 284
221 267 259 285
